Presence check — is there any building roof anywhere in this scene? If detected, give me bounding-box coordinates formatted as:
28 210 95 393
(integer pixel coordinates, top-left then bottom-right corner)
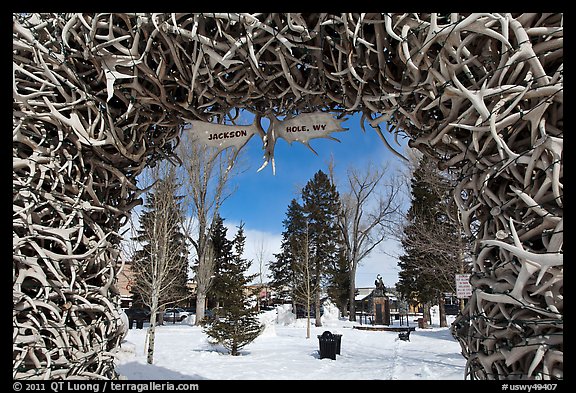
355 287 398 301
355 287 374 301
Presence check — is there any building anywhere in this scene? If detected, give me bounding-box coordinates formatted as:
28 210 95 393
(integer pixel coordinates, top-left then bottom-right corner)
117 260 135 308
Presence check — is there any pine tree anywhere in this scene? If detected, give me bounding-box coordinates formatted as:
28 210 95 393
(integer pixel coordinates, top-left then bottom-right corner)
203 222 264 356
300 170 341 327
397 155 441 307
268 199 307 305
325 244 350 318
268 171 342 327
207 214 234 309
397 154 467 326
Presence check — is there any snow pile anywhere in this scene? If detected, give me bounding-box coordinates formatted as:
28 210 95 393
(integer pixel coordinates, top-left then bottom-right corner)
320 300 340 323
275 304 296 326
182 314 196 325
258 309 277 337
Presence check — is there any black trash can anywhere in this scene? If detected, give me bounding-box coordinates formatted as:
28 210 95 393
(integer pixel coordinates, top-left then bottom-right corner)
317 331 337 360
333 334 342 355
136 319 144 329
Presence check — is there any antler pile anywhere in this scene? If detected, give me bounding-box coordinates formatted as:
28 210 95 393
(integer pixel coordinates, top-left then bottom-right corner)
13 13 562 379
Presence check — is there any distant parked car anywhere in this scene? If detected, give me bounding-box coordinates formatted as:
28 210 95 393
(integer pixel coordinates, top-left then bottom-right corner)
163 307 189 322
125 307 151 322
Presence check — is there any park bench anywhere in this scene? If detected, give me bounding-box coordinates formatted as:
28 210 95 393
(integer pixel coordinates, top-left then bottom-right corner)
398 327 416 341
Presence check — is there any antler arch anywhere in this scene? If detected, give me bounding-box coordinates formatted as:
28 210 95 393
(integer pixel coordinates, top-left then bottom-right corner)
13 13 562 379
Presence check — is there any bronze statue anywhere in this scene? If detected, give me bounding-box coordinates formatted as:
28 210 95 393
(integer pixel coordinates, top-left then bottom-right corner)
374 274 386 296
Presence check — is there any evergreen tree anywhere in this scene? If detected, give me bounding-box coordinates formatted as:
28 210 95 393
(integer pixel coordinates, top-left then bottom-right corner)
203 222 264 356
325 244 350 318
207 214 234 309
397 155 441 306
397 154 467 326
301 170 341 327
268 199 307 305
268 171 343 326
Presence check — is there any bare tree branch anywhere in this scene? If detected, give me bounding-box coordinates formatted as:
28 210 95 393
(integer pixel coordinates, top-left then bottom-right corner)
124 162 190 364
330 159 404 321
176 130 245 325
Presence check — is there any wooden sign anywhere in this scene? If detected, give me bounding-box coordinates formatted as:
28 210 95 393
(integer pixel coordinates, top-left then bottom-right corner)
185 120 258 152
274 112 348 146
257 111 348 174
187 112 347 174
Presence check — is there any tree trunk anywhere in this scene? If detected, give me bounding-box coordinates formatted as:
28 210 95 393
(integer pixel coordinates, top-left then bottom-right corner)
348 265 357 321
422 302 430 328
439 296 448 327
195 293 207 325
306 308 311 339
314 292 322 327
338 300 348 318
147 294 159 364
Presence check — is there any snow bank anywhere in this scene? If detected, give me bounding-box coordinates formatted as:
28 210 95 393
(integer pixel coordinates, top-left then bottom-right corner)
321 300 340 322
275 304 296 326
114 339 137 367
258 309 277 337
182 314 196 325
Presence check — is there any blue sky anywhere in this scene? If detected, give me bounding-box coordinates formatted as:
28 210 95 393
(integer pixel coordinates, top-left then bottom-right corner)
215 112 410 288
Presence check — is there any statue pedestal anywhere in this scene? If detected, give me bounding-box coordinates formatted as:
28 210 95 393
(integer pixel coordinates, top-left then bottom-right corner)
373 296 390 325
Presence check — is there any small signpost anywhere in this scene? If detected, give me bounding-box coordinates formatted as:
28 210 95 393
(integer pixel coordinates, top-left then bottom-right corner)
455 274 473 299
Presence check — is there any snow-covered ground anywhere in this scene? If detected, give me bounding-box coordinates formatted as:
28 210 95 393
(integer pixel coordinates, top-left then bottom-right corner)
115 303 466 380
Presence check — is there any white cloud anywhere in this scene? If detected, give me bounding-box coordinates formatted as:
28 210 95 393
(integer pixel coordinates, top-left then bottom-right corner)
353 238 402 288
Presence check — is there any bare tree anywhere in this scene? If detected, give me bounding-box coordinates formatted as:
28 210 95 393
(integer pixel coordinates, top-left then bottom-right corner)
194 238 216 324
177 130 244 325
254 237 269 311
126 162 190 364
292 222 316 339
329 159 403 321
